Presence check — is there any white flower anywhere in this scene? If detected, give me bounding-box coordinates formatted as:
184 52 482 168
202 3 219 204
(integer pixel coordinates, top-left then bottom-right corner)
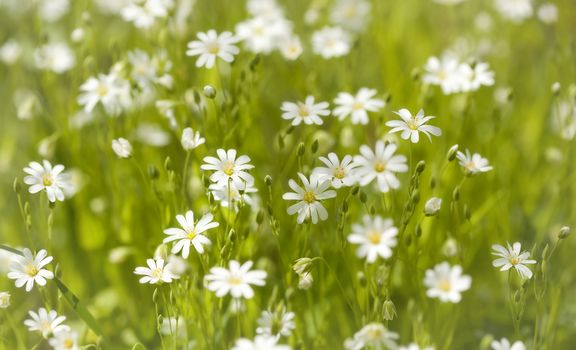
344 323 399 350
39 0 70 22
136 122 171 146
491 242 537 279
209 181 258 210
281 96 330 126
232 335 291 350
297 272 313 289
111 138 133 159
424 197 442 216
423 262 471 303
422 55 468 95
186 30 240 68
353 141 408 193
181 127 205 151
134 258 180 284
160 316 187 337
491 338 526 350
333 88 385 125
49 330 80 350
456 149 493 175
537 3 557 24
7 248 54 292
348 215 398 263
462 62 495 91
433 0 467 4
78 72 132 116
282 173 337 224
398 344 435 350
0 291 10 308
121 0 174 29
494 0 533 22
330 0 371 32
23 160 70 202
0 249 16 274
247 0 284 20
256 307 296 339
386 109 442 143
236 16 292 54
279 35 303 60
0 39 22 65
24 308 70 338
205 260 267 299
313 153 358 188
163 211 219 258
34 42 75 73
201 149 255 189
128 49 173 89
312 26 351 59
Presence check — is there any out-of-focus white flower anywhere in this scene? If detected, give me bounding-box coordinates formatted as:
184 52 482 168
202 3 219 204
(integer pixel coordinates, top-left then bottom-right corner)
181 127 205 151
0 39 22 65
333 88 385 125
39 0 70 22
163 211 219 258
256 307 296 339
247 0 284 20
121 0 174 28
442 238 459 257
186 30 240 69
386 109 442 143
424 197 442 216
128 49 173 89
456 149 493 175
491 242 537 279
313 153 358 189
424 262 471 303
491 338 526 350
78 71 132 116
312 26 351 59
236 16 292 54
348 215 398 263
201 149 255 189
279 35 303 60
24 308 70 338
209 181 258 210
232 335 291 350
475 12 493 31
49 330 80 350
71 28 85 43
537 3 557 24
462 62 495 91
494 0 533 22
551 101 576 140
34 42 75 73
160 316 187 338
344 323 399 350
112 138 133 159
281 96 330 126
398 343 435 350
282 173 336 224
0 291 10 308
353 141 408 193
330 0 371 32
134 258 180 284
433 0 467 4
23 160 71 202
205 260 267 299
0 249 16 274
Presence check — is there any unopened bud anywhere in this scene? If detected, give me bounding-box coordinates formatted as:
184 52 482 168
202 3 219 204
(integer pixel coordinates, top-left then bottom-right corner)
415 160 425 174
452 187 460 201
311 139 319 154
558 226 571 239
382 300 397 321
297 142 305 157
203 85 216 99
359 191 367 204
424 197 442 216
447 144 459 162
265 175 272 186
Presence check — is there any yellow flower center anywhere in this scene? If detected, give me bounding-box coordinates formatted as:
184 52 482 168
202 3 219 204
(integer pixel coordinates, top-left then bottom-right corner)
42 173 54 187
151 267 164 279
366 327 384 340
438 279 452 292
509 257 519 265
367 231 381 244
373 161 386 173
303 191 316 203
63 339 75 349
26 264 39 277
207 41 220 54
407 118 419 130
333 166 346 179
228 276 242 286
298 103 310 118
186 228 198 241
222 161 235 176
97 84 108 97
352 101 364 111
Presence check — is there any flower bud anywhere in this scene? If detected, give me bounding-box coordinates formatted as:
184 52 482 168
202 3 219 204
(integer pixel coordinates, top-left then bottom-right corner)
382 299 397 321
297 142 305 157
0 292 10 309
415 160 426 174
265 175 273 186
447 144 459 162
203 85 216 99
293 258 313 276
112 138 133 159
558 226 571 239
424 197 442 216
